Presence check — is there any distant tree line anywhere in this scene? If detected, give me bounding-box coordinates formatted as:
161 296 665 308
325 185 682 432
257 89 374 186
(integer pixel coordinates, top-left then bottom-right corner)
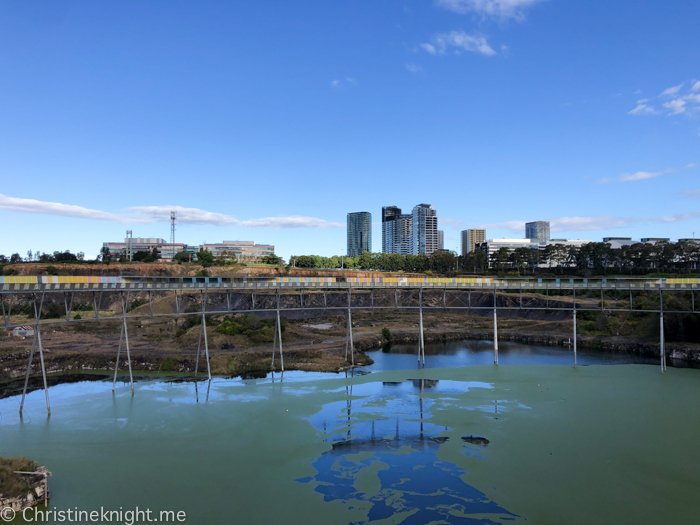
290 240 700 276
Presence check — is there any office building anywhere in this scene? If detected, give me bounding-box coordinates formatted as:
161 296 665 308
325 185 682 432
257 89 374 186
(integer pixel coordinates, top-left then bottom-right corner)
411 204 439 255
641 238 670 243
479 238 540 261
347 212 372 256
525 221 550 244
382 206 413 255
438 230 444 251
102 238 184 262
547 239 592 248
102 238 273 262
461 229 486 256
603 237 634 249
200 241 275 260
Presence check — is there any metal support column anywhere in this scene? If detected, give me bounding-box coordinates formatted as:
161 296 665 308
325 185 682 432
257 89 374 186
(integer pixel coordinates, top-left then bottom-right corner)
194 319 203 378
276 307 284 371
271 315 278 370
112 321 125 391
33 293 50 415
419 288 425 366
202 312 211 380
346 287 354 365
493 286 499 365
64 293 70 322
573 287 577 368
121 293 135 395
19 330 38 415
202 288 211 380
660 290 666 373
149 291 154 317
276 286 284 371
573 309 577 368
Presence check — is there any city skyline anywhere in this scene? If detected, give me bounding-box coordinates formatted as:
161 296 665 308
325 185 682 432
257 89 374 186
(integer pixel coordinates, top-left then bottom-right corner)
0 1 698 261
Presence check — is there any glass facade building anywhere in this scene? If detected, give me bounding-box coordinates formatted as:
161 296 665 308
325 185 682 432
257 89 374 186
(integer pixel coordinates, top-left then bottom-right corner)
382 206 412 255
411 204 439 255
525 221 550 244
347 212 372 256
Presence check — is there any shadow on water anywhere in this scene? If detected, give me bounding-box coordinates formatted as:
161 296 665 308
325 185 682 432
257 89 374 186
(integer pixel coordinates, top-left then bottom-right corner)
298 378 519 524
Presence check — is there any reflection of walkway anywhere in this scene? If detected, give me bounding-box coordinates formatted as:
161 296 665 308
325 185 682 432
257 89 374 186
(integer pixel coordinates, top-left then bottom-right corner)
301 378 519 524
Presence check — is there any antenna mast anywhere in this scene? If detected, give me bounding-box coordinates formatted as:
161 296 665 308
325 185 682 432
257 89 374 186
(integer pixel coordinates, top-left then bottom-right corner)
170 211 177 260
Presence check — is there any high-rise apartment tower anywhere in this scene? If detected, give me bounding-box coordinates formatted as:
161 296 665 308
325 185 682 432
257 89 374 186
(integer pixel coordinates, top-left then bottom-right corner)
347 212 372 256
382 206 412 255
411 204 439 255
461 229 486 255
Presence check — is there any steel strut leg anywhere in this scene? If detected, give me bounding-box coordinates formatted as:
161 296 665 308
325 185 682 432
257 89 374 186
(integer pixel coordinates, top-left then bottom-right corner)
33 292 50 415
122 293 135 395
271 315 278 370
19 330 38 415
112 320 125 391
493 286 499 365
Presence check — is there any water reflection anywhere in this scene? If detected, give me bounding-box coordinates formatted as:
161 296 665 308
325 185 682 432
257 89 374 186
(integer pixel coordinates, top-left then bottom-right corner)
300 379 519 524
363 339 667 371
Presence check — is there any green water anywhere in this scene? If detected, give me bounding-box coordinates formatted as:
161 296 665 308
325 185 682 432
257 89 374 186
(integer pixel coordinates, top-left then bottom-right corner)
2 365 699 524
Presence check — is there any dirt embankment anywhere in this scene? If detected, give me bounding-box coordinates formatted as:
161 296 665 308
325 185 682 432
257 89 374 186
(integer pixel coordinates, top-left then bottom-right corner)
3 262 423 279
2 304 699 389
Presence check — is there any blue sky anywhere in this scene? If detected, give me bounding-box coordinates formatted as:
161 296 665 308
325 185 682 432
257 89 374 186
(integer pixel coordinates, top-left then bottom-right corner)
1 0 699 260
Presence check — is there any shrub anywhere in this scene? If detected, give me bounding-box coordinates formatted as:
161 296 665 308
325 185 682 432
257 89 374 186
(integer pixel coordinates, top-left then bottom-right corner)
0 457 40 498
127 299 148 312
214 314 282 344
381 327 393 343
45 265 58 276
160 357 178 372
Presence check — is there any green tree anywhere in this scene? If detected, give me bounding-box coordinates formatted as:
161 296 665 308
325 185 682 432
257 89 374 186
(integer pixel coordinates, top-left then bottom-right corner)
133 250 155 263
261 253 284 265
196 249 214 267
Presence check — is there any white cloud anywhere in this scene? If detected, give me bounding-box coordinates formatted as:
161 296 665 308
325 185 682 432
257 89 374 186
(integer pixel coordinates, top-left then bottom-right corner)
0 194 135 223
0 195 343 229
406 62 423 73
345 77 357 84
420 43 437 55
480 212 700 233
440 218 464 229
422 31 497 56
682 189 700 199
628 103 656 115
597 164 694 184
628 80 700 117
330 79 341 88
661 84 682 97
663 98 687 114
435 0 548 20
618 171 664 182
